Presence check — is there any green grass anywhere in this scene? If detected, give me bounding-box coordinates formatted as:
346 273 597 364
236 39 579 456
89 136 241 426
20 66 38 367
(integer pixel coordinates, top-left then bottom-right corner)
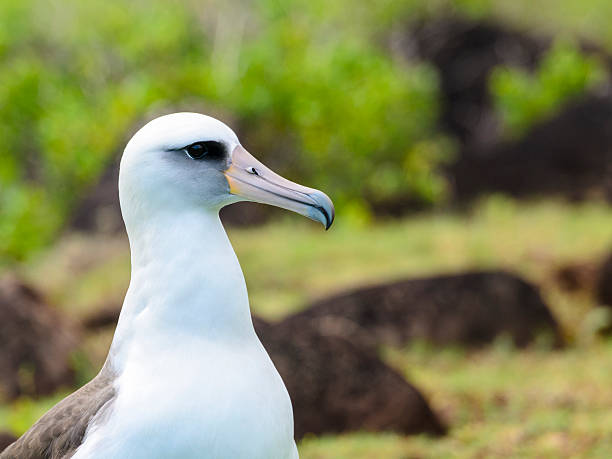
0 391 69 436
27 197 612 328
230 197 612 329
300 340 612 458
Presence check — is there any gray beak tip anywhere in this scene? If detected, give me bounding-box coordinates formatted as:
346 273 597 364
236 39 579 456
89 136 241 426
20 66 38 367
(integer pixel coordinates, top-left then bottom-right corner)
308 190 335 230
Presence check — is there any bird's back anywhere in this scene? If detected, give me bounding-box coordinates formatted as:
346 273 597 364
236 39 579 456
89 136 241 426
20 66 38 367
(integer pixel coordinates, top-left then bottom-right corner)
1 365 115 459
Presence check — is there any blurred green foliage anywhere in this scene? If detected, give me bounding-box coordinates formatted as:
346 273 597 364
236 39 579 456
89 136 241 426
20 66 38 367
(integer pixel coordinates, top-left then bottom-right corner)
1 0 609 263
0 0 448 263
490 40 608 137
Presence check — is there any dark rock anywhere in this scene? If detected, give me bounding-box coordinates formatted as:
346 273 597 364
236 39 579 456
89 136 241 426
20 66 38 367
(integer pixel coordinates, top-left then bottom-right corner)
254 318 446 439
281 271 563 349
0 432 17 453
410 17 547 149
69 159 122 234
0 275 78 400
82 304 121 331
219 201 274 227
251 316 273 335
596 253 612 307
406 18 612 204
451 93 612 202
554 260 600 293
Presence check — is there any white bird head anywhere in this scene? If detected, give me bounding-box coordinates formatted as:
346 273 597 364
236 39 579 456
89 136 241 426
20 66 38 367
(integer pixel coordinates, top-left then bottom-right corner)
119 112 334 229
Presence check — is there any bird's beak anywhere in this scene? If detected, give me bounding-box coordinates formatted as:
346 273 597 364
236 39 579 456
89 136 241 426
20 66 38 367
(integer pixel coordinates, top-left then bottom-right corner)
224 145 334 230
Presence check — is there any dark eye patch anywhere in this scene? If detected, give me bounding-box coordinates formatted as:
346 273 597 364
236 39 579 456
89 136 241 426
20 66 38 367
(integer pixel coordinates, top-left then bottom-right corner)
182 141 225 160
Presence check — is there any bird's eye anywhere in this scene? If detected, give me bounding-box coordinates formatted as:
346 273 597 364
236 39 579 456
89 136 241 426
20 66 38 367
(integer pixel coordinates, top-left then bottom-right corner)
183 141 225 160
185 142 209 160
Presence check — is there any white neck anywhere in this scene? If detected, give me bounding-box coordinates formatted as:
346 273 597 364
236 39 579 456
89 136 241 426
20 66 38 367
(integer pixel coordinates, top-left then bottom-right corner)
107 207 254 372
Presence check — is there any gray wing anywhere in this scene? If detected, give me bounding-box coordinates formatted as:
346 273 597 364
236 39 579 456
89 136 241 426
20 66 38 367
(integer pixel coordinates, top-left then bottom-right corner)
1 366 115 459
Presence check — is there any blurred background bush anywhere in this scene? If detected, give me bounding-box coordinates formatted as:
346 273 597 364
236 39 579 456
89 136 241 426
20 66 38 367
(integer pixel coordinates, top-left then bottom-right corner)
2 0 612 457
0 0 448 262
1 0 610 263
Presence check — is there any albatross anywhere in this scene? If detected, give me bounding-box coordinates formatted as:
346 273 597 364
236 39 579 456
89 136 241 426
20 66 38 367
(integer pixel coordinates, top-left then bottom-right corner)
2 113 334 459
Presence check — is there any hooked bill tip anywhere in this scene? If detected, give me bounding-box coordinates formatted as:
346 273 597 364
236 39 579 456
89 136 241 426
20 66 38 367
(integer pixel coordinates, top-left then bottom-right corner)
308 190 334 230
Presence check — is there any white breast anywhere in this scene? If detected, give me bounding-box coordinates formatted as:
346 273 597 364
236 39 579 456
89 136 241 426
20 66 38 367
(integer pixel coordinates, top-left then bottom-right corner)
73 333 297 459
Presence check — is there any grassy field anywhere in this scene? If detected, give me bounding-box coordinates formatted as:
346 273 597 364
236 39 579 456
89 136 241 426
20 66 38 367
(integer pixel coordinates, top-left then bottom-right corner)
3 197 612 457
300 341 612 458
28 197 612 334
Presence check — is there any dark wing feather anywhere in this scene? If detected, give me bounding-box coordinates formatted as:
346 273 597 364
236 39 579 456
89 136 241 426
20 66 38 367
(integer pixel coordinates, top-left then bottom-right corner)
1 366 115 459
